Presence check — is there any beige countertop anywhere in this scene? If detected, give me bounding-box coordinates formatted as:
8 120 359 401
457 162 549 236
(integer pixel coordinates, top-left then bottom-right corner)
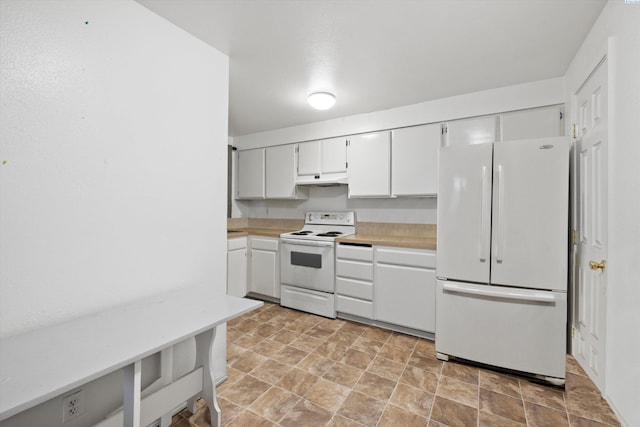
336 234 437 250
227 227 296 238
227 219 437 250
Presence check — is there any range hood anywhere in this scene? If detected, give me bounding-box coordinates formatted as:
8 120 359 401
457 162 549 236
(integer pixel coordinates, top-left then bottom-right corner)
295 172 348 186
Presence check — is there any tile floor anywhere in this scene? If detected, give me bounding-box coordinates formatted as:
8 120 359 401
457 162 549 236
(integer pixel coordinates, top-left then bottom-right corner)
171 302 620 427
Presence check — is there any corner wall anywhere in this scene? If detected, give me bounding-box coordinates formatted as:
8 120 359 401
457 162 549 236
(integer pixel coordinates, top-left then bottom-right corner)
0 0 229 425
564 1 640 425
604 2 640 426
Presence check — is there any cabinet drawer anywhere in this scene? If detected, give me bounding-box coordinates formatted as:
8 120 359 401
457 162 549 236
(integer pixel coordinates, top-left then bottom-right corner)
336 259 373 281
336 244 373 262
336 277 373 301
251 237 279 251
376 247 436 269
336 295 373 319
228 237 247 251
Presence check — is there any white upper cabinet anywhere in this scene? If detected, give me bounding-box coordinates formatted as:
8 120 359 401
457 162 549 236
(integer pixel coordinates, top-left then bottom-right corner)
238 145 306 199
266 144 307 199
321 137 348 174
500 105 563 141
236 148 265 199
297 140 321 176
391 124 440 197
444 116 497 147
297 137 347 184
348 131 391 198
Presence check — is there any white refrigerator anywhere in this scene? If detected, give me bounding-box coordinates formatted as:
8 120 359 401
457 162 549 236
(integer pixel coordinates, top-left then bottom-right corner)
435 136 570 384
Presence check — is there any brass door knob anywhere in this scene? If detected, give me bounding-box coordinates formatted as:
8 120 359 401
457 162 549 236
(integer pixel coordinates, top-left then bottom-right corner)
589 260 607 270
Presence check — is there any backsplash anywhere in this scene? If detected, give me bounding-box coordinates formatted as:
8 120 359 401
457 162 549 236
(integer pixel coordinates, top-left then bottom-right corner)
233 185 437 224
356 222 436 238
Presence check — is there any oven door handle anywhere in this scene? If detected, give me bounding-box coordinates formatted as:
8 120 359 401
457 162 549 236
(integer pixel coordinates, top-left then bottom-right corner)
281 239 335 247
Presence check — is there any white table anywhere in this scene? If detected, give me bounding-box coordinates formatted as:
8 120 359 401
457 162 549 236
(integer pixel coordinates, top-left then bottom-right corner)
0 287 262 426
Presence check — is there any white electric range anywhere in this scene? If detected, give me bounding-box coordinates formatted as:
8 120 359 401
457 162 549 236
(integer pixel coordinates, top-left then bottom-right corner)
280 212 356 318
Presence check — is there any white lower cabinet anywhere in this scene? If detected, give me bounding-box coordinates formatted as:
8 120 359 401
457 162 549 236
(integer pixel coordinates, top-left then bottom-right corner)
336 243 374 319
336 243 436 333
374 246 436 333
249 236 280 299
227 237 247 297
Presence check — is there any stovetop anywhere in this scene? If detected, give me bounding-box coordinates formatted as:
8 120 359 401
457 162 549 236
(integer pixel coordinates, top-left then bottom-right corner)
281 212 356 242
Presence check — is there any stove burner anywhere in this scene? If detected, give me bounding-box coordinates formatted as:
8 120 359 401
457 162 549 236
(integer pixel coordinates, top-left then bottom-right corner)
290 230 313 235
316 231 344 237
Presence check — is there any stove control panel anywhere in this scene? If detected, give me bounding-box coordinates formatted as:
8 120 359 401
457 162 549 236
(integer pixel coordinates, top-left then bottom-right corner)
306 211 355 226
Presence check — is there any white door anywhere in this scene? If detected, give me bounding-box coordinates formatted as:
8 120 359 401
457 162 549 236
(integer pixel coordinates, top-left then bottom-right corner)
298 141 321 176
321 137 347 174
490 137 570 291
436 142 492 284
573 59 608 391
391 124 440 196
236 148 265 199
265 144 296 198
500 105 563 141
347 131 391 197
227 247 247 297
444 116 497 147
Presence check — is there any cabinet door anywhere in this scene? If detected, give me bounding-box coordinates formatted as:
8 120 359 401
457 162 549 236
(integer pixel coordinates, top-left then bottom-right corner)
445 116 497 147
348 131 391 197
321 137 347 174
392 124 440 196
500 106 563 141
297 141 321 176
266 144 296 198
249 238 279 298
237 148 265 199
375 264 436 332
227 247 247 297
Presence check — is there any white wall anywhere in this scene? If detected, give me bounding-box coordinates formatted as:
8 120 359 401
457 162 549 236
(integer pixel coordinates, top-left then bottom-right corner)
604 2 640 426
564 2 640 426
233 77 564 149
243 186 437 224
0 0 228 425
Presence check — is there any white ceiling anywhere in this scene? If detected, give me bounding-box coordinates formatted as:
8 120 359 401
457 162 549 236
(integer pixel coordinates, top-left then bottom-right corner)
136 0 606 137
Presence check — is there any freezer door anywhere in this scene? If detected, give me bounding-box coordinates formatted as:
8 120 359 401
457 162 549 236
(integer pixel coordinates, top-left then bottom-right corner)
437 143 492 283
491 137 570 291
435 280 567 379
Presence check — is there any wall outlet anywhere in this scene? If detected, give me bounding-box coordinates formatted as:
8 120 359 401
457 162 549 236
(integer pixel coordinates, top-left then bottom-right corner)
62 389 84 423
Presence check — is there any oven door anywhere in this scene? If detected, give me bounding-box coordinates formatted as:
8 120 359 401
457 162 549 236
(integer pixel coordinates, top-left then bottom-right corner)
280 238 335 293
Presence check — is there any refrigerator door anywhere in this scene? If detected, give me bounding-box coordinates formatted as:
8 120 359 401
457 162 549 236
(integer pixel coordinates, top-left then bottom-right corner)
437 142 492 283
491 137 570 291
435 280 567 379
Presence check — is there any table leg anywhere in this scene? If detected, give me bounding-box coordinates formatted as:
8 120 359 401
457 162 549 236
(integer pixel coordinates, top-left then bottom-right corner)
194 327 220 427
123 360 142 427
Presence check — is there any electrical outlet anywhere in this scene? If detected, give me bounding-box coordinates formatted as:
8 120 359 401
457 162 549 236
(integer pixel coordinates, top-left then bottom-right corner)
62 389 84 423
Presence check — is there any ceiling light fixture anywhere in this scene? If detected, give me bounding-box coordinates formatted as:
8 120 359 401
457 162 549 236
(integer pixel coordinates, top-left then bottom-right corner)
307 92 336 110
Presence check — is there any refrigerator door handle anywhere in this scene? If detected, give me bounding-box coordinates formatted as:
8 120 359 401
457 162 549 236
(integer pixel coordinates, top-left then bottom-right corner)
442 283 556 303
479 165 490 262
495 164 505 263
